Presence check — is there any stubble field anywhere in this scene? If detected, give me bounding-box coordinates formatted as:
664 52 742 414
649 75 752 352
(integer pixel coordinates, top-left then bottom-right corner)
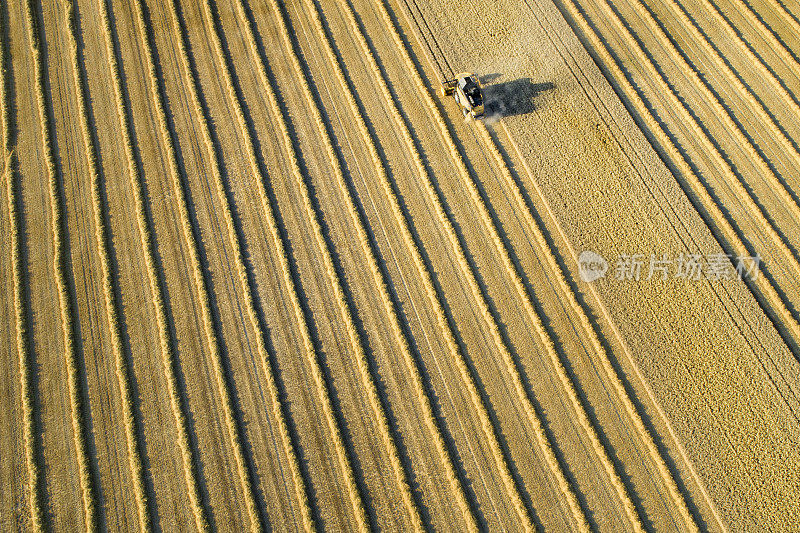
2 0 799 530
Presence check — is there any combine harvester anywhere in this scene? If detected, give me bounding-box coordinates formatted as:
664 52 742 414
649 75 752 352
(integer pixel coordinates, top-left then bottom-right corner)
441 72 485 119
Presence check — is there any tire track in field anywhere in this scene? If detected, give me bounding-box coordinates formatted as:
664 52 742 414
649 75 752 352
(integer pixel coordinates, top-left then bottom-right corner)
63 1 151 530
373 0 650 529
248 0 431 528
337 0 593 529
23 0 98 528
582 0 800 349
619 0 800 272
164 0 315 528
200 0 368 528
130 0 264 529
96 0 209 528
1 4 45 528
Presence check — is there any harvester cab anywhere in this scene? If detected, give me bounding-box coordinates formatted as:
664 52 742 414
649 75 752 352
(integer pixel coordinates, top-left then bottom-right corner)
441 72 485 119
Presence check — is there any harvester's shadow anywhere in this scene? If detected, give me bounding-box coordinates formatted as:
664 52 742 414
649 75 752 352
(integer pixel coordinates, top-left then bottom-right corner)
479 75 554 118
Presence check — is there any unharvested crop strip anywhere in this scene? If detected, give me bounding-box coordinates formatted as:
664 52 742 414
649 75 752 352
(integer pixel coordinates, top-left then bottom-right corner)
63 1 151 530
254 0 435 528
582 0 800 345
557 0 800 392
164 0 314 529
484 0 719 526
96 0 208 528
476 119 698 531
662 0 800 186
337 0 591 529
1 8 44 530
374 0 645 529
200 0 369 528
474 0 725 525
620 0 800 275
24 0 97 528
130 0 263 529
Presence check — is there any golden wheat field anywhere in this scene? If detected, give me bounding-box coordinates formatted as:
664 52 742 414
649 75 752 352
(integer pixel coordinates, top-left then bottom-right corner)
2 0 800 529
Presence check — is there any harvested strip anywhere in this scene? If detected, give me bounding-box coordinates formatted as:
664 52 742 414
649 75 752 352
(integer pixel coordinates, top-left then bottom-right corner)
294 0 497 528
201 0 369 528
23 0 97 529
129 0 263 529
1 9 44 530
96 0 209 528
766 0 800 41
257 0 430 528
163 0 314 529
372 0 645 529
737 0 800 75
62 1 151 530
338 0 590 529
348 1 543 530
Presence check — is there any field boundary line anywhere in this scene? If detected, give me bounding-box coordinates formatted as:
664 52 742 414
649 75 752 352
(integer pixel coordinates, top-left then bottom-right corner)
165 0 316 528
377 0 652 529
130 0 265 529
24 0 98 528
1 2 45 527
63 0 152 530
203 0 371 528
96 0 210 528
620 0 800 276
340 0 598 529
